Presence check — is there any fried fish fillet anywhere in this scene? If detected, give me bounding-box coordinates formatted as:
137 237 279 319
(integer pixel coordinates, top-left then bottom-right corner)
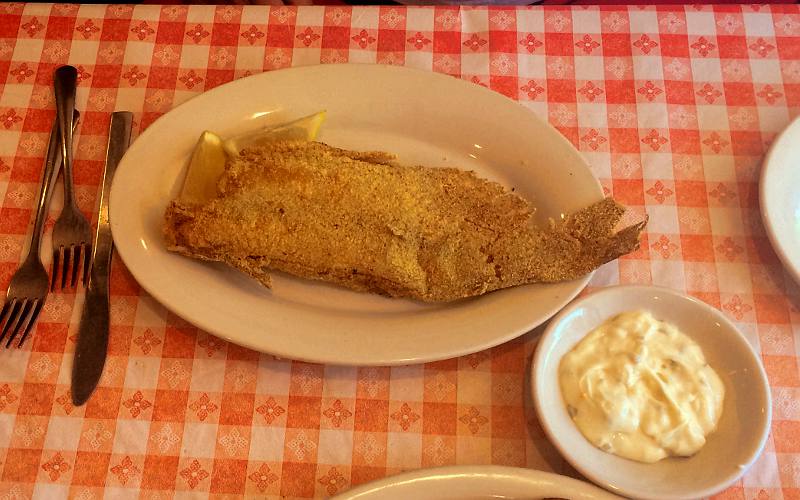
164 140 646 302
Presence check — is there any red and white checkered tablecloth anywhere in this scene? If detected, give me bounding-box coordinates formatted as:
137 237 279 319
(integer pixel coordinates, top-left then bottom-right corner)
1 3 799 498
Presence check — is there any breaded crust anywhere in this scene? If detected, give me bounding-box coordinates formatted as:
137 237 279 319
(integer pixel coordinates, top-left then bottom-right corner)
164 140 646 302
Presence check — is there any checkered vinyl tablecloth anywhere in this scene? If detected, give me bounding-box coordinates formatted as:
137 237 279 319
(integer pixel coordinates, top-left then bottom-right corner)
0 3 799 498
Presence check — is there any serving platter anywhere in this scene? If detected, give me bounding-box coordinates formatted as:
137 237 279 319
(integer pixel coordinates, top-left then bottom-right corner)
110 64 603 365
331 465 621 500
760 115 800 286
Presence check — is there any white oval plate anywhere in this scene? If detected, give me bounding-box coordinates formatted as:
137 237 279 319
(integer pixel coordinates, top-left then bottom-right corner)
761 114 800 285
110 64 602 365
331 465 621 500
533 285 771 500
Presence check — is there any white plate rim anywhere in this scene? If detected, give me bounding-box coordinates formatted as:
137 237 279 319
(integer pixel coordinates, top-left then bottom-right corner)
330 465 621 499
760 114 800 285
531 284 772 500
110 63 601 366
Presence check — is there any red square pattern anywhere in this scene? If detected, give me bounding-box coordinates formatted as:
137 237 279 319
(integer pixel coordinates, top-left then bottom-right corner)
72 452 112 486
546 79 576 103
491 406 526 438
669 129 701 154
162 326 197 358
84 387 123 419
147 66 179 89
608 128 640 153
422 403 457 435
205 69 234 90
351 466 384 486
783 82 800 105
211 459 248 494
220 392 255 425
31 323 69 353
434 31 460 54
286 396 321 429
280 462 316 497
664 80 694 105
101 19 130 42
91 65 121 88
0 208 30 235
774 421 800 453
658 34 689 58
491 342 525 373
153 389 189 422
109 259 142 295
723 82 756 106
156 21 185 45
267 24 294 48
729 131 763 156
77 111 111 135
2 449 42 482
141 455 179 490
378 30 405 52
489 31 516 54
611 178 644 206
545 33 573 56
16 383 56 416
45 16 76 40
0 15 21 38
210 23 238 46
20 108 52 133
675 181 708 207
680 235 715 262
601 33 631 57
322 26 349 50
354 399 389 433
717 35 749 59
776 36 800 59
605 80 636 104
0 61 11 85
490 76 517 99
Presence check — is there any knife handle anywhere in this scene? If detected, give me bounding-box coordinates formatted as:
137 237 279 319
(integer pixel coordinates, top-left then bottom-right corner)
90 112 133 288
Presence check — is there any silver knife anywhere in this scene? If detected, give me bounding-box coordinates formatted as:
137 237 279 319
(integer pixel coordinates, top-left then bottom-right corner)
71 111 132 406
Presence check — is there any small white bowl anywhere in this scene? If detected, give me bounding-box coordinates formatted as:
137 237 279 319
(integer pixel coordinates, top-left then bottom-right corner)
532 285 771 500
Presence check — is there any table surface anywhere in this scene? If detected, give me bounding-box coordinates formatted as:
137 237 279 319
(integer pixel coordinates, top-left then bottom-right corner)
1 3 799 499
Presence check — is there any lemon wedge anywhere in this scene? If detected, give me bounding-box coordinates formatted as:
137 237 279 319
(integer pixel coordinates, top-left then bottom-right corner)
178 130 227 205
178 111 327 205
222 110 327 157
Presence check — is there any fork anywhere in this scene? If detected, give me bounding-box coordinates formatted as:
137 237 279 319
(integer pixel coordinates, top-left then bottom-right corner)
0 113 77 347
51 65 92 291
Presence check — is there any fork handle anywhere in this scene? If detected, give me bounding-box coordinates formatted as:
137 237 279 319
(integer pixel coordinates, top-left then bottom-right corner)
54 65 77 207
27 112 79 258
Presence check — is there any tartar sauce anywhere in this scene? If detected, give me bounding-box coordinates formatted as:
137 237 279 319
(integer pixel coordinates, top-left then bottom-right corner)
559 310 725 463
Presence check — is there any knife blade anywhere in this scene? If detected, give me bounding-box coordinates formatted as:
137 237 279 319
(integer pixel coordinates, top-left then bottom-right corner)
71 112 132 406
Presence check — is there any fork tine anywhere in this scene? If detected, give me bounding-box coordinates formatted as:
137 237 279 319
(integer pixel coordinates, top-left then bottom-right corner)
51 246 62 291
70 244 81 288
0 300 11 328
5 300 33 348
16 299 42 348
60 245 71 290
0 299 22 345
82 243 92 286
